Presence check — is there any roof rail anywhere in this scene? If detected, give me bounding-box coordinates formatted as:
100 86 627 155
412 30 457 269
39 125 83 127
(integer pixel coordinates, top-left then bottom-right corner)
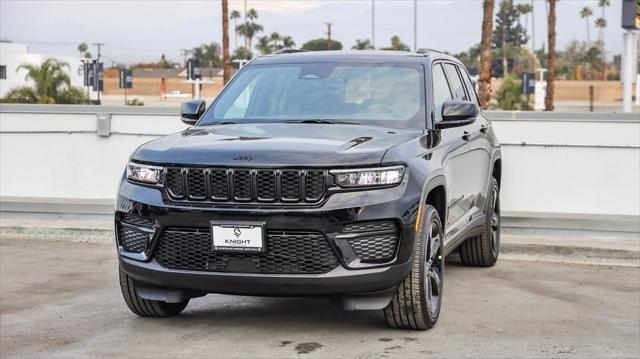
277 49 308 54
416 48 443 54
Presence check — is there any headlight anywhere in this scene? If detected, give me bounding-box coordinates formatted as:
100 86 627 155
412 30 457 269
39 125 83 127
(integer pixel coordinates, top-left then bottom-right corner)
126 162 163 184
331 165 405 188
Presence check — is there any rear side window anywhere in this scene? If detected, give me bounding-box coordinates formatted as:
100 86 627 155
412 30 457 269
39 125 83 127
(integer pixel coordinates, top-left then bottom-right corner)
459 67 480 105
432 64 452 123
443 63 468 101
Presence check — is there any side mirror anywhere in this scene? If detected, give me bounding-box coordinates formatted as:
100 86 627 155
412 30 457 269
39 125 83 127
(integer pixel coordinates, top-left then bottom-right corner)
435 100 478 129
180 99 206 125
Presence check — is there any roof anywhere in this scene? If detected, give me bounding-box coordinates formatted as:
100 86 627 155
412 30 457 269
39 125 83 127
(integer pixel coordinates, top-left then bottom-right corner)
132 68 182 78
252 50 463 66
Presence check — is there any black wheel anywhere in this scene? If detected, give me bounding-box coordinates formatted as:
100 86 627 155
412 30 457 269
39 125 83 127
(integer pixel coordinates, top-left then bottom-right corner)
459 177 500 267
384 205 444 330
119 266 189 317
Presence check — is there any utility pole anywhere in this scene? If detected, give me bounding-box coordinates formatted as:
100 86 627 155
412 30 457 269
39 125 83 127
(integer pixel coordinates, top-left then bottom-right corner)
92 42 104 104
243 0 248 49
222 0 231 84
371 0 375 48
326 23 332 50
531 0 536 72
413 0 417 51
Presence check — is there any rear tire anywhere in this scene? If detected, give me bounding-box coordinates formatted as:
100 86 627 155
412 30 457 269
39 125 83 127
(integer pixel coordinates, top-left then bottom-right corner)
384 205 444 330
459 177 500 267
119 266 188 317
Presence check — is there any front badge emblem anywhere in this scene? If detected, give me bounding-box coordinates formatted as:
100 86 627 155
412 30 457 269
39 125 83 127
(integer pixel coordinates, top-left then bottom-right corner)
233 227 242 238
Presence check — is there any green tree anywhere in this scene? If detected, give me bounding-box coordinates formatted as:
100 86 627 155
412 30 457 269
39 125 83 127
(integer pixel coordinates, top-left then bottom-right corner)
2 58 87 104
493 75 529 110
256 36 273 55
77 43 88 58
454 44 481 74
352 39 374 50
190 43 222 67
158 54 178 68
281 36 295 49
232 47 253 61
493 0 528 76
381 36 410 51
301 38 343 51
235 8 263 51
230 10 241 49
580 7 593 44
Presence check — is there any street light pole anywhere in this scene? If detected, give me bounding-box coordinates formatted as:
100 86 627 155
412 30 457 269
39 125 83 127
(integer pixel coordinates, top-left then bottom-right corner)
413 0 417 51
622 30 637 112
92 42 104 104
371 0 375 48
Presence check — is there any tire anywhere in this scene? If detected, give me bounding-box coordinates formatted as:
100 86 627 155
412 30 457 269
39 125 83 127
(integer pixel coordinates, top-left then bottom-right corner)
384 205 444 330
459 177 500 267
119 266 189 317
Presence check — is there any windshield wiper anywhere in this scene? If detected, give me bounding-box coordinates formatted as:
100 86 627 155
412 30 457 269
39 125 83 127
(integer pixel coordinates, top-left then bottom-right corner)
283 119 360 125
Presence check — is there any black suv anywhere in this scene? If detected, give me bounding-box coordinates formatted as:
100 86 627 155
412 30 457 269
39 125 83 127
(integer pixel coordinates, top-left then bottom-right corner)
116 50 501 330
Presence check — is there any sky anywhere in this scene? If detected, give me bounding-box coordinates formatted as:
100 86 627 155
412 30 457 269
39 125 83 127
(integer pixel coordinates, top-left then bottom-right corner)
0 0 630 65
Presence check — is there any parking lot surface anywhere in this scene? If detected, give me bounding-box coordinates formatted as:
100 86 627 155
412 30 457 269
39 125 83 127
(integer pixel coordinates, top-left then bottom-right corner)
1 239 638 358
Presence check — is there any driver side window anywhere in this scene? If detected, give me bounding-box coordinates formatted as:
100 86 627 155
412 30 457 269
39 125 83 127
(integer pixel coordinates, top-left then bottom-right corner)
432 64 452 123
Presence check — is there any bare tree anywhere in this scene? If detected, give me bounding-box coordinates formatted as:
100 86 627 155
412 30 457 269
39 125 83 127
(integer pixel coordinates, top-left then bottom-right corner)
478 0 495 109
222 0 231 84
545 0 556 111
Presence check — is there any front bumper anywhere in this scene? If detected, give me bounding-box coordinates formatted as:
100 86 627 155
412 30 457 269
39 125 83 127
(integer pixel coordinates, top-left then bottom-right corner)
116 174 422 296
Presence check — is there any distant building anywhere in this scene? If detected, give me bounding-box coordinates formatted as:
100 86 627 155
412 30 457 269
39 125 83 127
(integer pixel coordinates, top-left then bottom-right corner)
0 41 84 98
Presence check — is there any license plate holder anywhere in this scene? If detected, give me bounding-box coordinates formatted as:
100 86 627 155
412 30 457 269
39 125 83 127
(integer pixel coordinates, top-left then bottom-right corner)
211 221 265 253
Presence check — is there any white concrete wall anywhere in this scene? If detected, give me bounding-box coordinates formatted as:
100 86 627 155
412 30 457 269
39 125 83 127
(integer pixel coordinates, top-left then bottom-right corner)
0 105 638 216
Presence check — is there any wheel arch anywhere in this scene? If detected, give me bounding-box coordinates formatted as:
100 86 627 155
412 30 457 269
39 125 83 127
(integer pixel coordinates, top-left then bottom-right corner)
419 175 447 231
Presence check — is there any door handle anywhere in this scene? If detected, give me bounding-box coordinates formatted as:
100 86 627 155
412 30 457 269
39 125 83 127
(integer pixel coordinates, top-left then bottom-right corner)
480 124 489 133
462 131 471 141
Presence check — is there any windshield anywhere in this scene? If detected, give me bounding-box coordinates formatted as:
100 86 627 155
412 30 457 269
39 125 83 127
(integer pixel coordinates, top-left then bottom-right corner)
199 62 425 128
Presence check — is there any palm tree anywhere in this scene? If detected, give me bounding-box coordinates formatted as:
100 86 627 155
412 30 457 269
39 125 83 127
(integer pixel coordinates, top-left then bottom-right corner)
256 36 272 55
478 0 495 109
352 39 374 50
4 58 85 104
230 10 241 50
281 36 295 49
77 43 88 58
516 3 533 72
382 36 410 51
545 0 556 111
580 7 593 44
222 0 231 84
235 8 263 51
270 32 282 51
597 0 610 42
594 16 607 79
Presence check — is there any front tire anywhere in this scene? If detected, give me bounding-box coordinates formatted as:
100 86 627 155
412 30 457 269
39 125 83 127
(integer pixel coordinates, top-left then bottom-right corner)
459 177 500 267
384 205 444 330
119 266 189 317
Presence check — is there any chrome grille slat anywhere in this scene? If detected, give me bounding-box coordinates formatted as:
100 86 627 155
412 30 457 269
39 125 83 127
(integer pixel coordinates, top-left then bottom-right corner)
164 167 327 204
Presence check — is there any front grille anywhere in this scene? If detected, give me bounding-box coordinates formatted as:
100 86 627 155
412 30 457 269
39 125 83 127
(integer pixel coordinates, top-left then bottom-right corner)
119 225 149 253
342 221 399 263
163 168 327 204
155 228 340 274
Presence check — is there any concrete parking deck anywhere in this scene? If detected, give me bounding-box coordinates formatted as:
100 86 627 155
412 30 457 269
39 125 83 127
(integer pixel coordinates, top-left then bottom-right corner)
1 239 638 358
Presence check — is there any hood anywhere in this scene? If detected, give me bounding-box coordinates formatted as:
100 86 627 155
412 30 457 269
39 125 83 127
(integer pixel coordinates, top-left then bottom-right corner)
133 123 423 167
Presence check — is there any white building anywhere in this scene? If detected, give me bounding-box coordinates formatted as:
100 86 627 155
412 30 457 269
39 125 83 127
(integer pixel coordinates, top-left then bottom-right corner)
0 41 85 98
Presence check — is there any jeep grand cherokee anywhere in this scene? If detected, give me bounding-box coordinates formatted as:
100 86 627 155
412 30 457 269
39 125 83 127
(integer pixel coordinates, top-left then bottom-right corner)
116 50 502 330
